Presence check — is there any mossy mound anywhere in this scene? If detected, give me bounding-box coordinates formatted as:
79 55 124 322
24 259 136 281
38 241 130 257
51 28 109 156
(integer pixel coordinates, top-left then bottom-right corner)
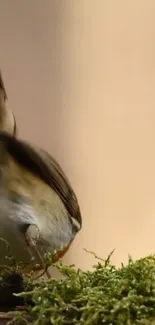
2 252 155 324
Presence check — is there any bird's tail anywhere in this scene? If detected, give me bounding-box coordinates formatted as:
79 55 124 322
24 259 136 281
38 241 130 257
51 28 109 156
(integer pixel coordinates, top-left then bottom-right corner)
0 70 16 136
0 71 7 101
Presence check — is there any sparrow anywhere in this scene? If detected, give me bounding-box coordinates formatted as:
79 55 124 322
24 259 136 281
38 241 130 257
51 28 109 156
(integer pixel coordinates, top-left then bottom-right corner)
0 71 82 277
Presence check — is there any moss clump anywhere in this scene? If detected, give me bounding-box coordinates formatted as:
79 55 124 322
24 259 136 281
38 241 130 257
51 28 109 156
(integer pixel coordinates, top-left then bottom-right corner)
11 251 155 325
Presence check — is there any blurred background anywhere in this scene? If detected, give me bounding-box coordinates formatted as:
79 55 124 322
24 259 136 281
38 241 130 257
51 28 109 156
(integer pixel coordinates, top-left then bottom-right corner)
1 0 155 270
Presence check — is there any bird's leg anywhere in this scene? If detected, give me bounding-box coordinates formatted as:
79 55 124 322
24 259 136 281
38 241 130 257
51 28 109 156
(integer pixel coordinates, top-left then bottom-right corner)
25 224 51 279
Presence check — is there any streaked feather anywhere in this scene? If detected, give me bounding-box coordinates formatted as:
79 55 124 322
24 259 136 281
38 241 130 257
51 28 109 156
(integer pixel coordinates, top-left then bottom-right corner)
0 132 82 230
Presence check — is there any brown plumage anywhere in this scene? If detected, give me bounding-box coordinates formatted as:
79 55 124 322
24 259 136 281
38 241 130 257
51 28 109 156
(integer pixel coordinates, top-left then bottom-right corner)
0 71 82 277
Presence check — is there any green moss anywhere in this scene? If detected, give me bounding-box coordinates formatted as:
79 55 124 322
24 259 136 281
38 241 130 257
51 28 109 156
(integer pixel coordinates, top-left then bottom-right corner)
11 251 155 324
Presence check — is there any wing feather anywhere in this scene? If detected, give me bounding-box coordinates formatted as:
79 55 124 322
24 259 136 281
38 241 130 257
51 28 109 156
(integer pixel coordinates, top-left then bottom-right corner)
0 132 82 229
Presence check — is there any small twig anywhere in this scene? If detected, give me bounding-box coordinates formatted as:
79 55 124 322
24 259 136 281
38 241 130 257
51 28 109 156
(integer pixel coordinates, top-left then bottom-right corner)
84 249 106 262
104 249 115 267
84 248 115 266
33 266 51 281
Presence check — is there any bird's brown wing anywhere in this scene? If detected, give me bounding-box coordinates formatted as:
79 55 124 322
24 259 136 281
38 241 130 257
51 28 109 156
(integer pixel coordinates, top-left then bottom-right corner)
0 132 82 229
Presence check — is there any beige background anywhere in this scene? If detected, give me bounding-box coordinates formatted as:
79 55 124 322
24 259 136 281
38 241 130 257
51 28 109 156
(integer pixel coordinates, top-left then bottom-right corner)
0 0 155 270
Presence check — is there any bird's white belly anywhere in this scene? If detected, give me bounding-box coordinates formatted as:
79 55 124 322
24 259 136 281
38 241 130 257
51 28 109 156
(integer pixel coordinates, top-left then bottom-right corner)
0 196 74 265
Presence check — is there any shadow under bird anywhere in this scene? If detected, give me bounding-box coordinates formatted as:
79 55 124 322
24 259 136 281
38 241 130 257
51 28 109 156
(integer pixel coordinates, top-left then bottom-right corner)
0 71 82 277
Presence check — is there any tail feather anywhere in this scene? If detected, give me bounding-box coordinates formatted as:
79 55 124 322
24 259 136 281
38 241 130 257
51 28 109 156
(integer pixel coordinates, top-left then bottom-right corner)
0 71 7 101
0 70 16 135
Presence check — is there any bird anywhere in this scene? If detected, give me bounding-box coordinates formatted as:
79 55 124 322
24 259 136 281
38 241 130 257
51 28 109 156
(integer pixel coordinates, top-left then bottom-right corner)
0 71 82 278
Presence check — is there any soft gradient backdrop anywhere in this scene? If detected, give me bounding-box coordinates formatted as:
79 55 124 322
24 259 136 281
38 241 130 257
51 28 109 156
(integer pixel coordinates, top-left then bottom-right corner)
1 0 155 270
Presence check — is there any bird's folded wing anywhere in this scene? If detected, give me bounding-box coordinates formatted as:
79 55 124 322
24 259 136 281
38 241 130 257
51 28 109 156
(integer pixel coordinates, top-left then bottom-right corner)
0 132 82 229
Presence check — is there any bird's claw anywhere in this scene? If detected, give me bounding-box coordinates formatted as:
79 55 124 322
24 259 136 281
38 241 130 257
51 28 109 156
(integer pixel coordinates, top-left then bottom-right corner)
25 224 40 248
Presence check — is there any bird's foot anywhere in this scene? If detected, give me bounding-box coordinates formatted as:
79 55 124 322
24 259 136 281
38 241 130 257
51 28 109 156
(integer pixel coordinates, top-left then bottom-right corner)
25 224 51 279
25 224 39 248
